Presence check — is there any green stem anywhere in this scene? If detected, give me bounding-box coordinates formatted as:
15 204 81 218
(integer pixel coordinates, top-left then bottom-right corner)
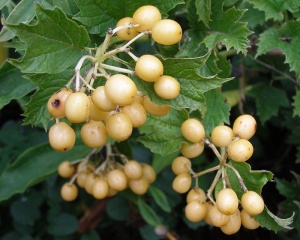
194 165 220 178
224 163 247 192
206 168 222 205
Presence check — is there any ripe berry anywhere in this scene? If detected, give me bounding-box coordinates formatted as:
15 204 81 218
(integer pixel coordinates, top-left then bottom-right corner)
208 205 230 227
220 210 241 235
47 88 72 118
241 209 260 229
135 55 164 82
58 161 75 178
227 139 254 162
171 156 191 175
116 17 138 41
154 75 180 99
92 178 109 199
232 114 257 140
105 112 133 141
49 122 76 152
180 142 205 158
129 177 149 195
185 201 207 222
241 190 264 216
143 96 170 116
107 169 128 191
132 5 161 32
60 183 78 201
141 163 156 183
122 102 147 128
65 92 90 123
88 96 110 121
181 119 205 143
105 74 137 106
124 160 143 180
152 19 182 45
91 86 117 112
80 120 108 148
186 188 206 204
216 188 239 215
172 173 192 194
211 125 234 147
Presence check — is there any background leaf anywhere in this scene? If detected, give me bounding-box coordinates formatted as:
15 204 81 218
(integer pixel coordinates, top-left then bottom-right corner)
0 62 35 109
137 197 161 226
0 140 91 201
148 185 171 213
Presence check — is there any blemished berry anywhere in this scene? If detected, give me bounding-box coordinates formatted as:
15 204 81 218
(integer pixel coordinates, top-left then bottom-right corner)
47 88 72 118
227 139 254 162
232 114 257 140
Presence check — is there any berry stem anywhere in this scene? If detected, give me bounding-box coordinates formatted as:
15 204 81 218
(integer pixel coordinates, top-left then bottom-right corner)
194 165 220 178
127 51 139 62
99 63 135 75
203 138 222 163
112 23 140 35
206 168 222 205
95 28 114 60
224 163 248 192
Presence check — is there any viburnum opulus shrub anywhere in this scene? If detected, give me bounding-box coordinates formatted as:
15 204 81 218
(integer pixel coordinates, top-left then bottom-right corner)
0 0 299 239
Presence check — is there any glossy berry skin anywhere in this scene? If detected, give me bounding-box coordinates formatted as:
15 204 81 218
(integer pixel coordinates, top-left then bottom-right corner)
49 122 76 152
132 5 161 32
241 209 260 229
143 96 170 116
185 201 207 222
107 169 128 191
220 210 241 235
211 125 234 147
241 191 264 216
129 177 149 195
61 183 78 201
186 188 206 204
65 92 90 123
152 19 182 45
135 55 163 82
91 86 117 112
181 119 205 143
154 75 180 99
105 112 133 141
141 163 156 183
208 205 230 227
227 139 254 162
180 142 205 158
116 17 138 41
171 156 191 175
233 114 257 140
47 88 72 118
80 120 108 148
124 160 143 180
216 188 239 215
88 96 109 121
172 173 192 194
58 161 75 178
92 178 109 199
122 102 147 128
105 74 137 106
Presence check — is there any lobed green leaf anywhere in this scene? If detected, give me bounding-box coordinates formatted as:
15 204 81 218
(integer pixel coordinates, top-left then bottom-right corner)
256 21 300 79
5 4 90 74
